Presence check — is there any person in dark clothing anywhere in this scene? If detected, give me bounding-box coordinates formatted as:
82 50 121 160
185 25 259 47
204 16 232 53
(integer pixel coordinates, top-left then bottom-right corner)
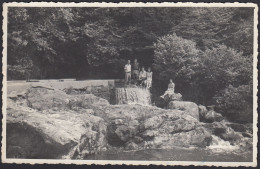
25 67 31 82
132 59 140 84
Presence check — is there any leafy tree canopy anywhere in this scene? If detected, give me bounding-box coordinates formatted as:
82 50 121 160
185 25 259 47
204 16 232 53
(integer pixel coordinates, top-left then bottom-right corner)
8 7 253 79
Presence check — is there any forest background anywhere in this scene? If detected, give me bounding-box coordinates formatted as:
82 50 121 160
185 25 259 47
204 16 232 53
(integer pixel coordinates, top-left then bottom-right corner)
7 7 254 123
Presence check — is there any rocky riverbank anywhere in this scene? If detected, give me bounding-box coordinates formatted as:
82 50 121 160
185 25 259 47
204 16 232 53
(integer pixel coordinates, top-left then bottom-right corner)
6 84 253 160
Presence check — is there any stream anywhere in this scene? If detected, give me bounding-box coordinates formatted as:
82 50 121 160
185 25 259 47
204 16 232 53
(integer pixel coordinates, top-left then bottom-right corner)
87 146 252 162
86 134 252 161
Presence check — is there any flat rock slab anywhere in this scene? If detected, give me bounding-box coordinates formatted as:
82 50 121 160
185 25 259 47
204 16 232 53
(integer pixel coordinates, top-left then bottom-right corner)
7 79 116 94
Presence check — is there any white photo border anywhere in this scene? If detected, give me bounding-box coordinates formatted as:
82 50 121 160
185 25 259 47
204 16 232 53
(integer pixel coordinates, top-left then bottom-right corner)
1 2 258 167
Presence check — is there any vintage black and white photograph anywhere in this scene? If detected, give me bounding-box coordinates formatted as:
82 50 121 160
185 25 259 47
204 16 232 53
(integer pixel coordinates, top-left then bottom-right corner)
2 2 258 166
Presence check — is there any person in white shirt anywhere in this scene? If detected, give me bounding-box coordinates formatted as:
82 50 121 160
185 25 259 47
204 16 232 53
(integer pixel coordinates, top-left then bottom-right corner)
124 60 131 85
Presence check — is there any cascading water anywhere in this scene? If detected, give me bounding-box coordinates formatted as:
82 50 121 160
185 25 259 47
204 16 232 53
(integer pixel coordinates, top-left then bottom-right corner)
115 87 151 105
207 135 239 153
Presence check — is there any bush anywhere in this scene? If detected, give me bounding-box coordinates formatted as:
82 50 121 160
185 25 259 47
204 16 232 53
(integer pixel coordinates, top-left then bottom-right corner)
152 33 203 103
153 33 200 84
7 65 26 80
196 45 253 104
7 57 41 80
215 84 253 123
152 33 253 122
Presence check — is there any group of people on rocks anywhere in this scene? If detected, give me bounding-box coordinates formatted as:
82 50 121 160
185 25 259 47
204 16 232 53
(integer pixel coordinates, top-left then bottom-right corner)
124 59 176 98
124 59 153 89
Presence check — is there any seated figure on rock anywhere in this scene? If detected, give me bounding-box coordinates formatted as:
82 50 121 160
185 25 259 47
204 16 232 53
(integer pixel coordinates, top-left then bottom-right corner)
138 67 147 87
161 79 175 98
159 79 183 104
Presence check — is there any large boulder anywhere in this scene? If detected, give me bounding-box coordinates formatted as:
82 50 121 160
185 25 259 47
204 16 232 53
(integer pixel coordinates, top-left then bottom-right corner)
197 104 224 123
168 101 199 121
160 92 182 103
204 110 224 123
7 106 107 159
26 86 69 110
149 127 212 148
7 87 109 159
101 104 211 149
198 105 207 120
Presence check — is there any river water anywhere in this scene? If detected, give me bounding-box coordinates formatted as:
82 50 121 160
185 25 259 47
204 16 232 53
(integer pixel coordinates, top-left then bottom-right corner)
115 87 151 105
87 135 252 162
87 147 252 162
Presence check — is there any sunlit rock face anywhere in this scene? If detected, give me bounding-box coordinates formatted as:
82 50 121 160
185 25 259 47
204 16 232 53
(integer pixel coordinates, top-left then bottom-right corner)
160 92 183 103
115 87 151 105
168 101 199 121
101 104 211 149
6 87 108 159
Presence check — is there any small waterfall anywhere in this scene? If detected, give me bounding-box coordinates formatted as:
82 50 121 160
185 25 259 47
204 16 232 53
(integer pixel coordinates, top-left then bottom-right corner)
115 87 151 105
207 135 239 152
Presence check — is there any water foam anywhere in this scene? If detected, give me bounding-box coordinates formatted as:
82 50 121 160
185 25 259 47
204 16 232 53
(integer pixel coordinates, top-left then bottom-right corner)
207 135 239 153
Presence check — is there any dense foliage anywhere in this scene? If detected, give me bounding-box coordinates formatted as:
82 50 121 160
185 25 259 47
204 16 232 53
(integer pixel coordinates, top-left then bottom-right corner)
7 7 254 122
215 84 253 123
153 33 253 122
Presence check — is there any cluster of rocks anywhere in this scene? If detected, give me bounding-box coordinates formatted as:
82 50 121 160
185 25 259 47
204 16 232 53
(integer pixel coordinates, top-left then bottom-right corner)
160 92 253 148
6 86 252 159
7 87 109 159
160 92 225 123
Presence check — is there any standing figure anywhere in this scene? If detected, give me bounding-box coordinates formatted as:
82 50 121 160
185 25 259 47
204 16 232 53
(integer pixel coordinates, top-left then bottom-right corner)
124 60 131 85
146 67 153 89
132 59 140 84
160 79 175 98
25 67 31 82
138 67 147 87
